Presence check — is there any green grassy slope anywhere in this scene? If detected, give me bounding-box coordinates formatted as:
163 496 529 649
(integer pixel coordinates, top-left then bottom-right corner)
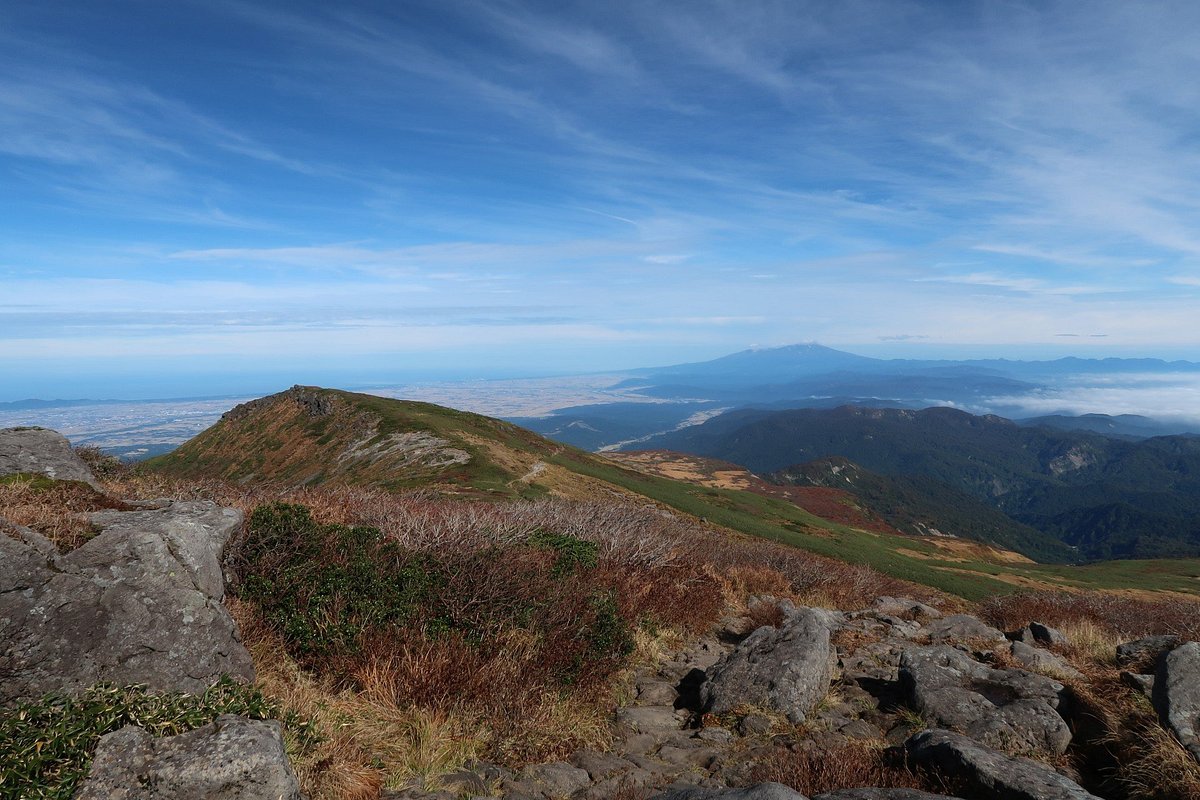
147 387 1200 601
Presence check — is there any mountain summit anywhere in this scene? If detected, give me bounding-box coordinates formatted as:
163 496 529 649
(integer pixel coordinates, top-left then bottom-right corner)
628 343 881 384
150 385 572 496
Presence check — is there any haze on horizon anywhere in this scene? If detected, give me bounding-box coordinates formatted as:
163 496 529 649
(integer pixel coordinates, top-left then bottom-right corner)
4 1 1200 400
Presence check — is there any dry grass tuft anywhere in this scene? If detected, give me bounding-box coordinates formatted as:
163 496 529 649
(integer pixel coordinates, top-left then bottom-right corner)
0 475 132 550
1117 717 1200 800
230 598 385 800
745 600 788 630
978 590 1200 643
72 446 128 480
213 493 715 798
750 738 960 796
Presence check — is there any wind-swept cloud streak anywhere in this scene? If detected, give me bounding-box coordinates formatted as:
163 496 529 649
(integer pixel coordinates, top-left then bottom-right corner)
2 1 1200 398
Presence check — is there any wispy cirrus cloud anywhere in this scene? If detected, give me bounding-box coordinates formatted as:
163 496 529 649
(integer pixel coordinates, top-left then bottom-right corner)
4 1 1200 398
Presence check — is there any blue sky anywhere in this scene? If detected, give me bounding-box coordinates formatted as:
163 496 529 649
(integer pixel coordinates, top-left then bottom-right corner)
4 0 1200 399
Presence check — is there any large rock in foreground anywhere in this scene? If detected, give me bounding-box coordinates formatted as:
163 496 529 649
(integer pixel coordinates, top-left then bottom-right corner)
700 607 837 723
0 426 98 486
76 714 303 800
1154 641 1200 764
899 646 1071 754
0 501 252 706
906 729 1100 800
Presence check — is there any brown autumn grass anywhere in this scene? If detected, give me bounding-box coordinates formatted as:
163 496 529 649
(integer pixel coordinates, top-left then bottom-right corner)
104 469 947 613
981 591 1200 800
750 738 964 796
81 470 959 798
0 473 132 550
978 590 1200 644
213 488 726 796
1066 665 1200 800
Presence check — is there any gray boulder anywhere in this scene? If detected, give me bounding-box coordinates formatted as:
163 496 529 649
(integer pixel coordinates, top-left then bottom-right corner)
1008 641 1083 681
872 596 941 620
75 714 303 799
1153 641 1200 764
906 729 1101 800
651 784 809 800
0 426 98 487
923 614 1006 644
520 760 591 797
1120 671 1155 697
0 501 252 706
899 645 1071 754
1014 622 1068 648
1117 634 1180 666
701 607 837 723
1028 622 1068 647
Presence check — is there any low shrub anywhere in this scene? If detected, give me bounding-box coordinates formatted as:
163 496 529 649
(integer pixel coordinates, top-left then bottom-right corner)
234 502 642 692
0 678 316 800
233 503 441 663
527 529 599 575
72 446 126 480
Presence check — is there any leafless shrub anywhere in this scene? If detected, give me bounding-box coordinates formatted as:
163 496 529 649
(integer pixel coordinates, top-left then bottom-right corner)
73 445 127 480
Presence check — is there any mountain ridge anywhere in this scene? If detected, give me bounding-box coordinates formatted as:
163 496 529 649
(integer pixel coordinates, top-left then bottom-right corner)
642 404 1200 560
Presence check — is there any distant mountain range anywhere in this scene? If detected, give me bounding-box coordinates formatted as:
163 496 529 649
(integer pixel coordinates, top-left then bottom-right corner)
638 404 1200 561
516 343 1200 450
0 398 116 411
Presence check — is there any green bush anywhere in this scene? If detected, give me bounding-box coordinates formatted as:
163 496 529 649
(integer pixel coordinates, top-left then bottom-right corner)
236 503 441 660
527 529 599 576
0 678 316 800
583 592 634 661
237 503 638 692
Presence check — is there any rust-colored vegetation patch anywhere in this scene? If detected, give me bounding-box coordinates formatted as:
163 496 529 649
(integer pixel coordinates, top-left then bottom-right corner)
0 474 133 551
978 589 1200 644
750 738 964 797
211 493 732 796
765 484 900 534
610 450 912 537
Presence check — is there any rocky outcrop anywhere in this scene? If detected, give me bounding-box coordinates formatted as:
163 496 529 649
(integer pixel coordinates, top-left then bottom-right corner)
1153 641 1200 764
75 714 303 799
1117 634 1180 667
0 501 252 706
871 597 941 620
701 607 837 723
923 614 1005 644
395 596 1106 800
905 729 1100 800
899 646 1072 754
1012 623 1070 647
1008 640 1083 680
0 426 98 487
